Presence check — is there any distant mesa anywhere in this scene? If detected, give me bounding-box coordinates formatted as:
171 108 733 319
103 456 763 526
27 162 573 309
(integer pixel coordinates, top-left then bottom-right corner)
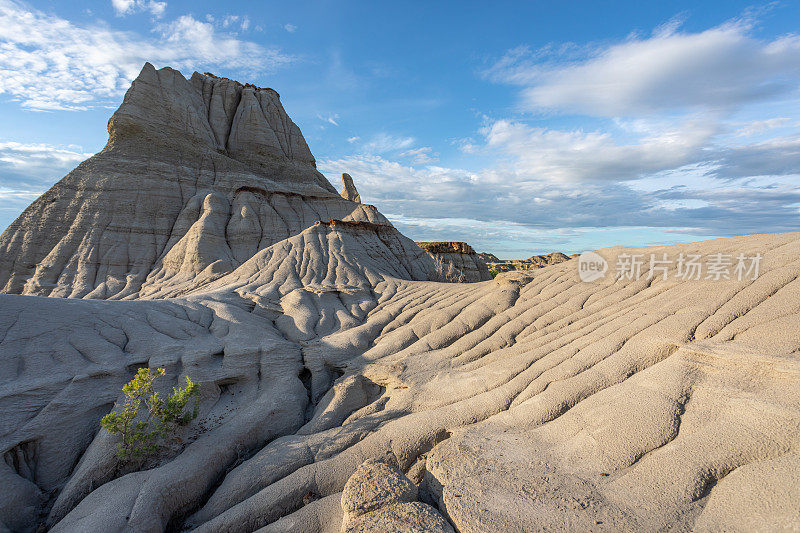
480 250 574 274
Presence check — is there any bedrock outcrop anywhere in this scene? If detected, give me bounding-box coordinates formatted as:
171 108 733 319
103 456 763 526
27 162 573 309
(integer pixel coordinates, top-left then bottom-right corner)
416 242 492 282
0 64 450 300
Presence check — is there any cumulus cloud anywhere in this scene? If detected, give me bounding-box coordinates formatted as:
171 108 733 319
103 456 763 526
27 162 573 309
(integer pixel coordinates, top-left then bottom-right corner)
481 116 718 182
319 146 800 252
0 0 294 110
486 19 800 116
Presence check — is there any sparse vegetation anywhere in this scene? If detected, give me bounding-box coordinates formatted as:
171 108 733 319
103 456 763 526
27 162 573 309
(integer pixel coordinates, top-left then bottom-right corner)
101 368 199 461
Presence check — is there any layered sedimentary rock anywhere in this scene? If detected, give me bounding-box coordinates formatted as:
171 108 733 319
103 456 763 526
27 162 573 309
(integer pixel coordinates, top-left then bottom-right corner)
480 250 575 274
0 64 402 300
1 64 799 533
416 242 492 282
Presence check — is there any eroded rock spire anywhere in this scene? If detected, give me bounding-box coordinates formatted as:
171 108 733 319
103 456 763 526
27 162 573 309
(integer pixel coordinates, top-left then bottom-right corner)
340 173 362 203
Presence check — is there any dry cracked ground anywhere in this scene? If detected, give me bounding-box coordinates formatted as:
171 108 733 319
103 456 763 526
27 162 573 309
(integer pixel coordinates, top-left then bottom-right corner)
0 65 798 532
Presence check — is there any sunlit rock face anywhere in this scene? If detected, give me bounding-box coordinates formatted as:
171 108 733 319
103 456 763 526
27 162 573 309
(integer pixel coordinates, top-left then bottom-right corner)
0 64 404 300
416 241 492 282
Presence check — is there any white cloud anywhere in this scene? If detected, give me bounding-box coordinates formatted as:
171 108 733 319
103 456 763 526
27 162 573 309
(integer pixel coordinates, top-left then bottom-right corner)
318 145 800 249
111 0 134 14
347 136 360 143
317 113 339 126
486 19 800 116
284 23 297 33
219 15 249 31
0 141 95 195
0 141 93 168
734 117 792 137
481 116 718 182
111 0 166 17
319 154 479 206
0 1 294 111
476 12 800 192
0 141 96 228
399 146 438 165
361 133 415 154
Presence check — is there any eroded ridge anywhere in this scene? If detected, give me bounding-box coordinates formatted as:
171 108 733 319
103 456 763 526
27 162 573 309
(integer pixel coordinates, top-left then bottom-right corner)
1 232 798 532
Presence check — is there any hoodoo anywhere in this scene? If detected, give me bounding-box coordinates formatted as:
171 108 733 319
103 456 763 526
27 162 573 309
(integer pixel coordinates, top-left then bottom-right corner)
340 173 362 203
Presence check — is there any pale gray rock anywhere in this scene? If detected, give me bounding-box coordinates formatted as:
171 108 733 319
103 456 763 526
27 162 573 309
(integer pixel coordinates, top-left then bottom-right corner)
340 459 453 533
341 459 418 518
343 502 454 533
694 453 800 532
340 173 361 203
0 64 442 301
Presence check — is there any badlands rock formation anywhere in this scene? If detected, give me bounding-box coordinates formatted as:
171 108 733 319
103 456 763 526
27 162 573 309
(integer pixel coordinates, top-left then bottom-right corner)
1 64 799 533
480 251 575 274
340 173 361 204
416 242 492 282
0 64 417 300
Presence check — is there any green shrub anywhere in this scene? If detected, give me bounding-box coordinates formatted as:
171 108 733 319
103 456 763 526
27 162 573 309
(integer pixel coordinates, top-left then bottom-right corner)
101 368 199 461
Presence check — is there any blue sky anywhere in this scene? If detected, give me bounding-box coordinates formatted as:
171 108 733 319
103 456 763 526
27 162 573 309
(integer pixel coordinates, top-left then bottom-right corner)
1 0 800 258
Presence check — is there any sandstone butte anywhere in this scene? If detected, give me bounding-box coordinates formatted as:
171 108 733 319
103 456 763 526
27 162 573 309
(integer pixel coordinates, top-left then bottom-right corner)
0 64 798 533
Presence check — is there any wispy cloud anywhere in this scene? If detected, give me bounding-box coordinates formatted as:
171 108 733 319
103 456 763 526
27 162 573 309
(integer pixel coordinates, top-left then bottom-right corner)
284 23 297 33
360 133 415 154
0 141 96 227
485 19 800 116
476 12 800 191
399 146 438 165
712 136 800 179
221 14 250 31
111 0 166 17
0 141 94 192
317 113 340 126
733 117 792 137
0 0 294 111
0 141 93 167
